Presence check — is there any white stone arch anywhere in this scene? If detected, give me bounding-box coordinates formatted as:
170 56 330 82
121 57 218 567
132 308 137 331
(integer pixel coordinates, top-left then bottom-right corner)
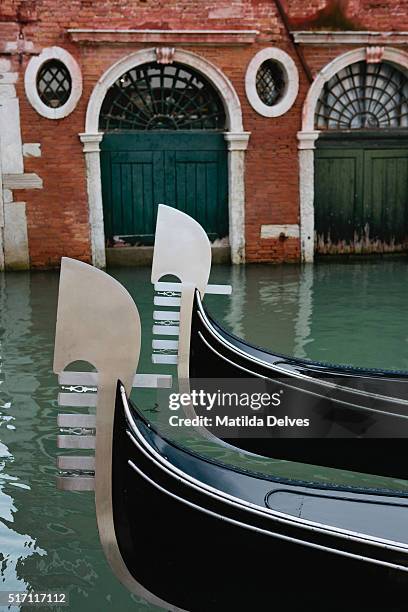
80 48 250 267
298 46 408 262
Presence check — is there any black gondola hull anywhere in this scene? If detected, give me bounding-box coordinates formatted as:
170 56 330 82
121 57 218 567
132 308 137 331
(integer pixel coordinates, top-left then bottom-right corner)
189 292 408 478
112 384 408 612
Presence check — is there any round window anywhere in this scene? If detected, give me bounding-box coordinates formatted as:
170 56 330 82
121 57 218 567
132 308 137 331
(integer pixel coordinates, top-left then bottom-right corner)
36 59 72 108
245 48 299 118
25 47 82 119
256 60 286 107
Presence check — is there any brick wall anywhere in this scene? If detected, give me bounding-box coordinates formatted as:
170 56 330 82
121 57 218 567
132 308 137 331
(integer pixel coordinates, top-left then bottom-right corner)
285 0 408 30
1 0 407 267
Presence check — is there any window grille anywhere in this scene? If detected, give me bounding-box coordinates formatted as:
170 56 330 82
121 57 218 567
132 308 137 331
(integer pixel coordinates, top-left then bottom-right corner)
255 60 286 107
99 62 226 131
315 61 408 129
36 59 72 108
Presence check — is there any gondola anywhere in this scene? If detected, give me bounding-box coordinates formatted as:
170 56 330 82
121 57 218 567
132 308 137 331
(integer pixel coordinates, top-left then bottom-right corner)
113 381 408 611
151 205 408 478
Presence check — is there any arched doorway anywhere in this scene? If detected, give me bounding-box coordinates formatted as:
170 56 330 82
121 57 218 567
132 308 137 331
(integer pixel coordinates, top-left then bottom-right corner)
298 47 408 262
314 59 408 255
99 61 228 246
81 48 248 267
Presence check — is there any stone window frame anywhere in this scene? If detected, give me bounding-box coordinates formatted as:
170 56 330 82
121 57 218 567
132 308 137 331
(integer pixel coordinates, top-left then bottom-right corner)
245 47 299 118
24 46 82 119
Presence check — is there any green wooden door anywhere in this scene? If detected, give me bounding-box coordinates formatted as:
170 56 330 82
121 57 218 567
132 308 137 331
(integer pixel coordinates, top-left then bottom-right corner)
315 143 408 254
363 150 408 252
315 150 363 253
100 132 228 245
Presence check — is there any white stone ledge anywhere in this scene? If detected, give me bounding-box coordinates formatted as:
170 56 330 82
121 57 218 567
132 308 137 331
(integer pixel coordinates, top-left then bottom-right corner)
68 28 259 34
79 132 103 153
68 28 259 45
292 31 408 44
261 224 299 239
3 173 43 189
224 132 251 151
4 40 36 54
3 189 12 203
0 72 18 85
23 143 41 158
297 130 320 150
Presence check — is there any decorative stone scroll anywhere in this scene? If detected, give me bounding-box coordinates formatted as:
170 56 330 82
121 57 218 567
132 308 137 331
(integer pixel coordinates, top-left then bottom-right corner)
155 47 175 64
366 46 384 64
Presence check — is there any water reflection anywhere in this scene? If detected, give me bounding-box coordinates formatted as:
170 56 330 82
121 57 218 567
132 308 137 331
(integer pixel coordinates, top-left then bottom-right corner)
0 261 407 611
206 260 408 371
294 264 314 359
0 273 44 605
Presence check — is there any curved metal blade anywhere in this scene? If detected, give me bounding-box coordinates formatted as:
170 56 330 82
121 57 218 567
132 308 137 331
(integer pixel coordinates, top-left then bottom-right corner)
53 257 140 394
151 204 211 296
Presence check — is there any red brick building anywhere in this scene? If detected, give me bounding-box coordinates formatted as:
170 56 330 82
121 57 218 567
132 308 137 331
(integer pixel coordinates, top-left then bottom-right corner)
1 0 408 269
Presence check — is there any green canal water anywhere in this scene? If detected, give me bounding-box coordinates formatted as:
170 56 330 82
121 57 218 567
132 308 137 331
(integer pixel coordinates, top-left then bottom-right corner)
1 259 408 611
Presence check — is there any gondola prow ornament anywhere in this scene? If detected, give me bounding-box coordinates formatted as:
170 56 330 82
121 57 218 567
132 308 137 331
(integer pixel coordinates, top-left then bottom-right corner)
151 204 231 380
53 257 183 610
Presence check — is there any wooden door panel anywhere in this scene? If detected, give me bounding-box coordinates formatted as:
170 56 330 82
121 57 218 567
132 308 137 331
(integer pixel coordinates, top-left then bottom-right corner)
364 150 408 252
173 150 226 239
102 151 159 243
101 132 228 245
315 149 363 254
315 145 408 255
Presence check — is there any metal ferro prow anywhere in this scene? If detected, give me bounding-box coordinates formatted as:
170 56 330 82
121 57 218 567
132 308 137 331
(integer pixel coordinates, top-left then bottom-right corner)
52 257 176 608
151 204 232 380
150 204 232 443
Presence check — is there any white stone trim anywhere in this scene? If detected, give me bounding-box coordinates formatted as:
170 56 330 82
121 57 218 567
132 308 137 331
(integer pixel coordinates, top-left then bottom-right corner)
68 28 259 34
298 130 320 150
0 58 42 270
24 47 82 119
3 173 43 189
224 132 250 263
68 28 259 46
3 189 12 203
0 155 4 271
261 224 299 239
0 97 23 174
83 48 247 266
298 142 317 263
5 40 36 54
23 143 41 158
0 72 18 85
79 133 105 269
3 202 29 269
298 47 408 262
293 31 408 45
224 132 250 151
245 48 299 118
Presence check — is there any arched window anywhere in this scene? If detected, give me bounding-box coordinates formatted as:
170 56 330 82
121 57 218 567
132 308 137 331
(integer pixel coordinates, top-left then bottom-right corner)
315 61 408 130
99 62 226 131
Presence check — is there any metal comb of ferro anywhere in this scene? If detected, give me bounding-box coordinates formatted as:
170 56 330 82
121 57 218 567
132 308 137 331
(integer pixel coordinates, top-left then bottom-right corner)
56 372 173 491
152 281 232 366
